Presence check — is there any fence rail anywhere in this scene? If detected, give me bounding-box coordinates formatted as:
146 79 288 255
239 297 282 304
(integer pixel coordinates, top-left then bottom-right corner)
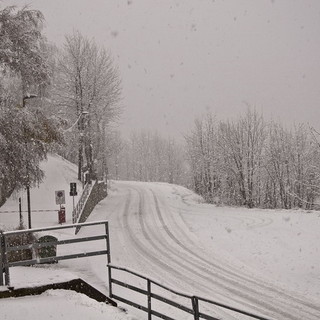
0 220 111 286
0 209 58 214
108 264 275 320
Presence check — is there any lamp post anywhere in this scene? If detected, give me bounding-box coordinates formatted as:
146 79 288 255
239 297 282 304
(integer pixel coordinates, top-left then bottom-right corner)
62 111 89 182
23 94 37 229
82 111 94 184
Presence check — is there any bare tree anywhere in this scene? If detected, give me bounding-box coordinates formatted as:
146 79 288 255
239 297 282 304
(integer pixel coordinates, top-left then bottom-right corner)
53 31 121 182
185 114 219 203
216 108 265 207
265 122 319 209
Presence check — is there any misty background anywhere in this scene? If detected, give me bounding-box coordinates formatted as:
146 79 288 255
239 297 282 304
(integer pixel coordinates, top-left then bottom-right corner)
2 0 320 139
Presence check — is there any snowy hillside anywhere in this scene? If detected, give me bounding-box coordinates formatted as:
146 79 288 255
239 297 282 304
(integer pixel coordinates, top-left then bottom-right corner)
0 154 82 230
1 154 320 319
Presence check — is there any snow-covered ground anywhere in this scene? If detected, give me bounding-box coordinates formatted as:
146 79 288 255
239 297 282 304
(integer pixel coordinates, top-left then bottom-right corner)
1 289 135 320
0 155 136 320
1 154 320 319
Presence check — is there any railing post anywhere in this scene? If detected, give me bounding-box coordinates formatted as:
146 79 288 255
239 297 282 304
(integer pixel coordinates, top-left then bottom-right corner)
105 222 111 265
0 232 4 286
108 265 113 298
106 221 113 298
192 296 199 320
19 197 23 227
1 233 10 286
147 279 152 320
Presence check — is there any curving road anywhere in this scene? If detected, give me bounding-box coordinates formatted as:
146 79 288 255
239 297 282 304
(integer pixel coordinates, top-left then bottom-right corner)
101 181 320 320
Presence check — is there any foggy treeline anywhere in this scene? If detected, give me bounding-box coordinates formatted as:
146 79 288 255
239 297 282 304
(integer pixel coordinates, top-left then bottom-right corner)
108 109 320 210
107 130 187 186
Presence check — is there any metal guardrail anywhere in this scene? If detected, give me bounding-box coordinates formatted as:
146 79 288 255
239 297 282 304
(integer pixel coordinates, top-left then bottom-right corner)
108 264 275 320
72 182 95 223
0 220 111 287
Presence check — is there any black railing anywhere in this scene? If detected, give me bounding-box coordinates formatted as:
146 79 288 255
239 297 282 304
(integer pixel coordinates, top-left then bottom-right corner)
108 264 275 320
1 220 276 320
0 220 111 286
72 181 94 223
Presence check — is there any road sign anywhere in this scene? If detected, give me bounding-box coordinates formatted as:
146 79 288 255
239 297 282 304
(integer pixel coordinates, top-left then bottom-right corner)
70 182 77 196
55 190 65 205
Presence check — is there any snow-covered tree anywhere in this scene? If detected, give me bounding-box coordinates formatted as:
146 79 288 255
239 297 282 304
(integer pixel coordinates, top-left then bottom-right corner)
264 123 319 209
0 6 50 94
0 6 62 206
185 114 219 203
186 108 320 209
217 108 266 207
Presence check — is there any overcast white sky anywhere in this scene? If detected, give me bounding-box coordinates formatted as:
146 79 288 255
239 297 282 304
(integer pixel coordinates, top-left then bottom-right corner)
2 0 320 139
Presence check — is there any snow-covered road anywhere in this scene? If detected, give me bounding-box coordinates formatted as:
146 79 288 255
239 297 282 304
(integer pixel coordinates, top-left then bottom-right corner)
89 181 320 320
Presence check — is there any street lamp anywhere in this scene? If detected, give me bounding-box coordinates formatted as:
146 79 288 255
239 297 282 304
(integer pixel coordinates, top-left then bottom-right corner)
23 94 37 229
62 111 89 133
23 94 38 107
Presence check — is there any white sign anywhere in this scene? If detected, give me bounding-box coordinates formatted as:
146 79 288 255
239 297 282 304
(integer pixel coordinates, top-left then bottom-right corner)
55 190 66 205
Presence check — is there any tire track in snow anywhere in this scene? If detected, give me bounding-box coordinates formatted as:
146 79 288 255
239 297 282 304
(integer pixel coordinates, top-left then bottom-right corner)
121 186 238 320
163 188 312 297
150 188 320 320
114 183 319 319
146 189 293 319
128 186 285 319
